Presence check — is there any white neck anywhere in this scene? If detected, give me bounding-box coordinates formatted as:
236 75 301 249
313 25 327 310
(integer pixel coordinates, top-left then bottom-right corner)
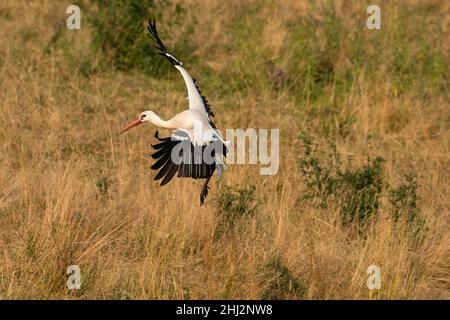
148 113 175 129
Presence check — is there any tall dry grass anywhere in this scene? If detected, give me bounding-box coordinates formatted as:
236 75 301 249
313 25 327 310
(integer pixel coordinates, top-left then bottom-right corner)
0 0 448 299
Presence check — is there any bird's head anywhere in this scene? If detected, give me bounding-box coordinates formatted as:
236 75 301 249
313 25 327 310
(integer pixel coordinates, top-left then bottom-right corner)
121 111 157 133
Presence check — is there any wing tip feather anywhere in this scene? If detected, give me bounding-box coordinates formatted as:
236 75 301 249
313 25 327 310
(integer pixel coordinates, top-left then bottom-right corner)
147 18 182 66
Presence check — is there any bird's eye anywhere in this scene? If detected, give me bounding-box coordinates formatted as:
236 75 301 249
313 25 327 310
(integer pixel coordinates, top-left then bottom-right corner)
141 115 146 119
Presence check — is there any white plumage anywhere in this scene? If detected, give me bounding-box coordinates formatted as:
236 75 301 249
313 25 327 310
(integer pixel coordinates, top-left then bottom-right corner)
121 19 227 205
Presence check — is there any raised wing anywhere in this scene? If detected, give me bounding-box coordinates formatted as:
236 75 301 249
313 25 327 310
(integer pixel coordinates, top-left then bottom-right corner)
147 19 215 122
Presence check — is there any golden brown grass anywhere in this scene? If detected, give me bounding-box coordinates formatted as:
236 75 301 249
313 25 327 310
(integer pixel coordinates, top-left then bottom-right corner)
0 0 448 299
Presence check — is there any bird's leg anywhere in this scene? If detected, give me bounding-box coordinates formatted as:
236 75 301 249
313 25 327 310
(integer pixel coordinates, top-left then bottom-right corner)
200 176 212 206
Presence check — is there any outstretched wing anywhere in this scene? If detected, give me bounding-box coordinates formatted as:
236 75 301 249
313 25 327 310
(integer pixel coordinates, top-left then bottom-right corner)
150 131 226 185
147 19 215 122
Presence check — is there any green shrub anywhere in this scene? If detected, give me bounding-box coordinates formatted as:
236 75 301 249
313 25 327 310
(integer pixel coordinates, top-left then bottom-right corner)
95 176 110 196
285 2 448 106
215 184 258 237
217 184 257 222
286 4 350 105
89 0 191 76
298 133 384 228
339 156 384 227
298 134 427 239
215 2 272 96
261 255 306 299
389 174 426 243
389 174 418 223
298 134 342 204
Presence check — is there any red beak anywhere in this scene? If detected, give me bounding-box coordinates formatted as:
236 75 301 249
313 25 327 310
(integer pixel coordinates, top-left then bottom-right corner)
120 118 143 134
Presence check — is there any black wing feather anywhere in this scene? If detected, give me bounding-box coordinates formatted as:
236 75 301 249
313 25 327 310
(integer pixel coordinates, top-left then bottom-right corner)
147 19 182 66
151 151 171 170
160 164 178 186
150 132 226 183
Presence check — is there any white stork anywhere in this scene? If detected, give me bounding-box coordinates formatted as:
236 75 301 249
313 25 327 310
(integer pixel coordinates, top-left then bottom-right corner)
121 19 227 205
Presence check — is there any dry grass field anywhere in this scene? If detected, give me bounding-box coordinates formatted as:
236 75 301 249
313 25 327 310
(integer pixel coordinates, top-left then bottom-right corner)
0 0 448 299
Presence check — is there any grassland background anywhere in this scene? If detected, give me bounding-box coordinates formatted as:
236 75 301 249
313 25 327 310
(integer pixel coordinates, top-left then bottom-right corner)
0 0 448 299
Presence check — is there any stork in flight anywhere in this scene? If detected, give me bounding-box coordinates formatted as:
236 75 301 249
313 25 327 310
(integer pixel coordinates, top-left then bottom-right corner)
121 19 227 205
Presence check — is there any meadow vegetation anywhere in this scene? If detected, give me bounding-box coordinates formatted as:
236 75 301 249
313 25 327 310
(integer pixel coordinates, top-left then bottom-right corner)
0 0 448 299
